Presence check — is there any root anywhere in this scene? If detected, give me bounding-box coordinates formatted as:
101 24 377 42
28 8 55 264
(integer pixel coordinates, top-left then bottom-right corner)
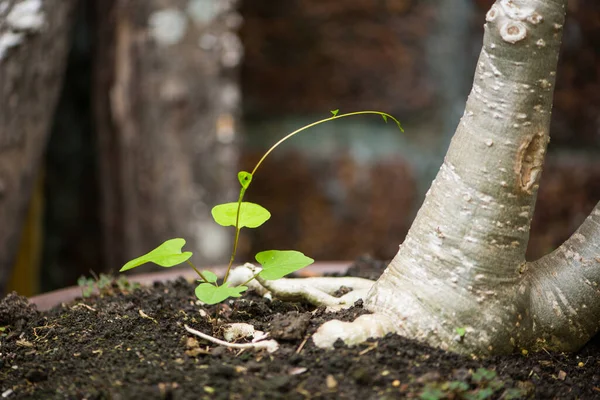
311 313 397 349
228 263 375 309
184 324 279 353
227 265 395 349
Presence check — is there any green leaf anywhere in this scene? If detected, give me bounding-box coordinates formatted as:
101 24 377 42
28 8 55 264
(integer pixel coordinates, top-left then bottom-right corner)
419 386 445 400
195 282 247 305
330 109 339 117
448 381 469 392
455 327 466 337
97 274 112 289
238 171 253 189
382 114 388 123
211 202 271 229
77 276 93 288
120 238 193 272
256 250 314 280
472 368 497 383
202 270 218 283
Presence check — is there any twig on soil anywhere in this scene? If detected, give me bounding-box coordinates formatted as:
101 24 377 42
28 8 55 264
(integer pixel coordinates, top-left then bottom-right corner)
139 309 158 324
32 323 57 341
184 324 279 353
235 349 246 357
358 341 378 356
71 303 97 312
296 335 309 354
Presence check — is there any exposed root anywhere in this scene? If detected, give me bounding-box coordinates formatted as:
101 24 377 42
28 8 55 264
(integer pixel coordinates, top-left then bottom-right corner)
184 324 279 353
228 263 375 309
311 313 397 349
227 265 395 349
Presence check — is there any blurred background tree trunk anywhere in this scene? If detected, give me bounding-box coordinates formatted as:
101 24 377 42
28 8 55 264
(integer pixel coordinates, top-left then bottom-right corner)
93 0 240 272
0 0 77 294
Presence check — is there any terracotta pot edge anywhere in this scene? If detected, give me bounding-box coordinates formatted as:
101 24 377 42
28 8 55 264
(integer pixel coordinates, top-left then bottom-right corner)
28 262 352 311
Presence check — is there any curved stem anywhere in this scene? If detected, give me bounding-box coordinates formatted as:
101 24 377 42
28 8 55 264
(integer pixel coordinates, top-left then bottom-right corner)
250 111 401 176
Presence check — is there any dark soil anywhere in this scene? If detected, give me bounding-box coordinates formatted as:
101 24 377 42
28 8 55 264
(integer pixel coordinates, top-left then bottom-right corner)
1 258 600 399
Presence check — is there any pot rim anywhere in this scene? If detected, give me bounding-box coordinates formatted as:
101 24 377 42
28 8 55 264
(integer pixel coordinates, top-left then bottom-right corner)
28 261 351 311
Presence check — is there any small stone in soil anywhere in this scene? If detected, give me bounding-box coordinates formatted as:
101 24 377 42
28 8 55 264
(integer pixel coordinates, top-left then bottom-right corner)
210 346 227 357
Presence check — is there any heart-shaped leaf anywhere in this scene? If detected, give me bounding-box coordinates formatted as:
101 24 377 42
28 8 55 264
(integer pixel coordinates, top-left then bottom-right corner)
201 270 218 283
330 109 339 117
120 238 193 272
256 250 314 280
211 202 271 229
195 282 247 305
238 171 253 189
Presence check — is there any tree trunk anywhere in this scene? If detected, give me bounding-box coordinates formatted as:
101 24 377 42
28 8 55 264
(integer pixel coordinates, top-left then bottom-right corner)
0 0 77 293
363 0 600 355
94 0 241 271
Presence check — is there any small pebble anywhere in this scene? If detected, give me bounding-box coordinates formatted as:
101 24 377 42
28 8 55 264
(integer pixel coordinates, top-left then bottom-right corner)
326 375 338 389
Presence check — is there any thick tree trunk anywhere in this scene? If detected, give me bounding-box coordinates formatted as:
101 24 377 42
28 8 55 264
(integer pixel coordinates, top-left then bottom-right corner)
94 0 241 271
0 0 76 293
361 0 600 355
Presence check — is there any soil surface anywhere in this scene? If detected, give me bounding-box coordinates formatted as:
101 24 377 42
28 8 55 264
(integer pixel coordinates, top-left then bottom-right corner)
1 257 600 399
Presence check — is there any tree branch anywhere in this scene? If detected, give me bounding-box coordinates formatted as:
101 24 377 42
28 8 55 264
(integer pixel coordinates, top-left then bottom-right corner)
526 201 600 351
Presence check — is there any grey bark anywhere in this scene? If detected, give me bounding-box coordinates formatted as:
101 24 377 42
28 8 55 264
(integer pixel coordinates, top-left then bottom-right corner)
528 203 600 351
0 0 76 293
364 0 600 355
94 0 240 271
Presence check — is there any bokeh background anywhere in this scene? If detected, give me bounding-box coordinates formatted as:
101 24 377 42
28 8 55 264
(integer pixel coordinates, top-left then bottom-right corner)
3 0 599 295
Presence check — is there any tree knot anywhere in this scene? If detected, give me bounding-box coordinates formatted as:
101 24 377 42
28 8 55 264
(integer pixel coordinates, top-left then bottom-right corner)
514 131 548 194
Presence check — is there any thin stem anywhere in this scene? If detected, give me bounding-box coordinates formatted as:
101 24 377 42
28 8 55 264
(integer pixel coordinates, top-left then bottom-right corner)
251 111 401 176
239 272 262 288
187 260 209 282
223 188 246 283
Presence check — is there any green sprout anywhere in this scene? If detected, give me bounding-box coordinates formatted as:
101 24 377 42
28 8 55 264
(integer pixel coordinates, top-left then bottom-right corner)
120 110 402 304
77 273 140 298
419 368 526 400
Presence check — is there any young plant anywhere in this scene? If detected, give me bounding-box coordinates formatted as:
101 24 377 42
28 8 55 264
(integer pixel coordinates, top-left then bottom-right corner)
120 110 402 304
419 368 527 400
77 273 140 298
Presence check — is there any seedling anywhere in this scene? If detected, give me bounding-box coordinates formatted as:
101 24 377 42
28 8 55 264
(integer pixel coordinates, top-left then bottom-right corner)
455 327 467 342
78 273 140 298
120 110 402 304
419 368 526 400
